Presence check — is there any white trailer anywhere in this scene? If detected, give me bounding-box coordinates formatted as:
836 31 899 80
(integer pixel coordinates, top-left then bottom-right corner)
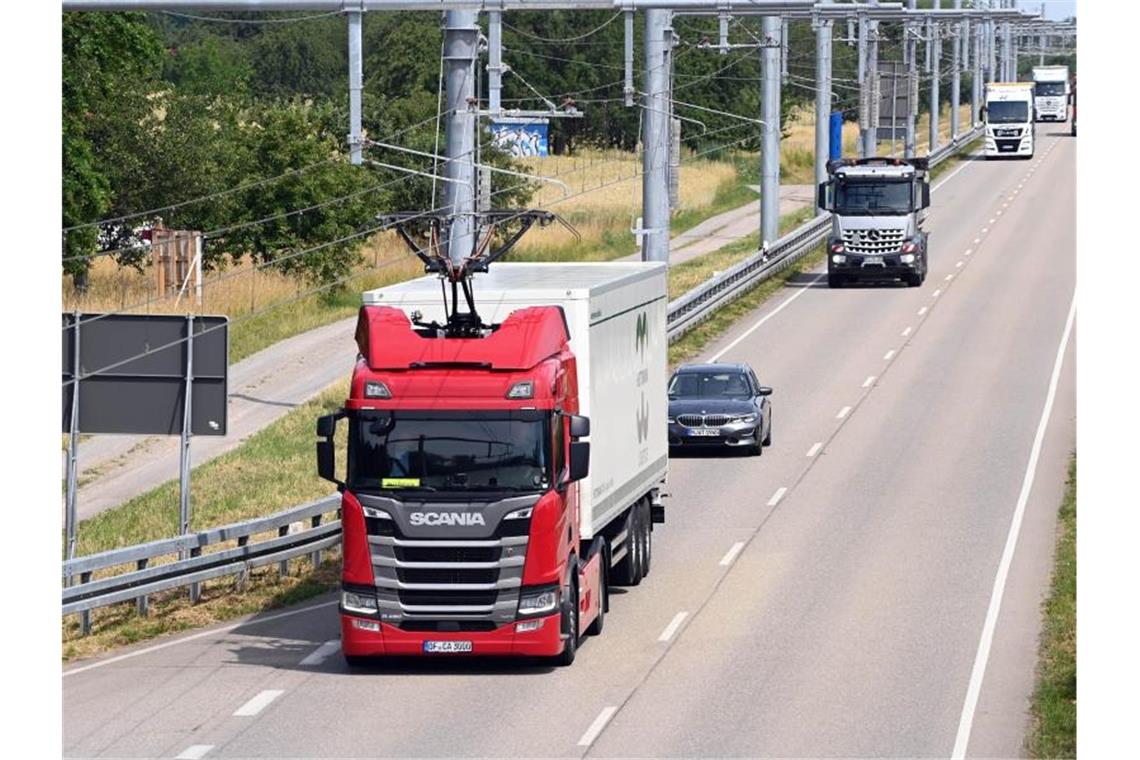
984 83 1036 159
362 262 670 541
1032 66 1070 121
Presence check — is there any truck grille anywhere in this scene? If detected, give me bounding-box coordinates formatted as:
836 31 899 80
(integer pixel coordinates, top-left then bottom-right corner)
841 228 906 254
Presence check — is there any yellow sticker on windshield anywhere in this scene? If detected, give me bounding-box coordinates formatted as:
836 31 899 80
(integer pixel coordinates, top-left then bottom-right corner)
381 478 421 488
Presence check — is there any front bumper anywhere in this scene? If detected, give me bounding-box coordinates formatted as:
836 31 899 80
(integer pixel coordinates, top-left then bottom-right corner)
341 610 564 657
830 252 919 280
985 136 1032 156
669 422 760 447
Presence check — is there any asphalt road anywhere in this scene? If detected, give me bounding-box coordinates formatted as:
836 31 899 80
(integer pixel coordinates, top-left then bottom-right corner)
63 127 1076 759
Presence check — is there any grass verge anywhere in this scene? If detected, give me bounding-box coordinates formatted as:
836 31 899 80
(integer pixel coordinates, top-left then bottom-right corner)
1027 454 1076 759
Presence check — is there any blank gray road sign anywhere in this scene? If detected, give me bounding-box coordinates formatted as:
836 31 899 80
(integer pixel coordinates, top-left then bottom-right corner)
62 314 228 436
877 60 911 142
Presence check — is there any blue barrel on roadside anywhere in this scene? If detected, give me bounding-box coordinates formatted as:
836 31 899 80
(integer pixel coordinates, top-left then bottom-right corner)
829 112 843 161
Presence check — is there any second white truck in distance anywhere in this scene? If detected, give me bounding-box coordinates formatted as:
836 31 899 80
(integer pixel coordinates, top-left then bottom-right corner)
1032 66 1070 121
984 82 1036 159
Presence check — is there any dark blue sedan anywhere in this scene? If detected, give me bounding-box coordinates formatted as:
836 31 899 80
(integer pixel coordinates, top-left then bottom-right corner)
667 363 773 456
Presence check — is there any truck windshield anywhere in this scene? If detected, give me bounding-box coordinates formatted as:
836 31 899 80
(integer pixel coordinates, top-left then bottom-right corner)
1035 82 1066 96
833 179 913 215
986 101 1029 123
347 410 552 494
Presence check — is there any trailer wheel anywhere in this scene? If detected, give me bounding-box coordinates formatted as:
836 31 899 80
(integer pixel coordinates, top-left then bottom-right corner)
555 579 578 667
639 500 653 578
610 510 642 586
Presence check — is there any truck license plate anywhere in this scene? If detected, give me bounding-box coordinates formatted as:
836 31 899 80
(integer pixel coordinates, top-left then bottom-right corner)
423 640 473 653
690 428 720 437
863 256 883 265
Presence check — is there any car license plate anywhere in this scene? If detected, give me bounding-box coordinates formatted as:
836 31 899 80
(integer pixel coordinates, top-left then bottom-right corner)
690 428 720 437
863 256 883 265
423 640 473 653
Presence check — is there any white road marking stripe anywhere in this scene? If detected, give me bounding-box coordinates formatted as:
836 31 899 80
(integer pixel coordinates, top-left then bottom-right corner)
719 541 746 566
862 375 876 388
982 227 989 234
951 293 1076 760
836 406 851 419
658 612 689 642
176 747 214 760
806 442 822 457
234 690 284 717
945 274 954 281
932 289 942 298
918 307 928 316
973 238 981 244
901 326 912 337
767 487 788 507
578 707 618 747
956 260 964 267
988 218 996 224
711 272 823 362
883 350 895 361
299 640 340 667
996 210 1003 216
63 600 340 678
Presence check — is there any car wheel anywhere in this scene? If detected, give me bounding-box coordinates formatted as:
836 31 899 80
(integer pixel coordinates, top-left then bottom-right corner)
763 412 772 446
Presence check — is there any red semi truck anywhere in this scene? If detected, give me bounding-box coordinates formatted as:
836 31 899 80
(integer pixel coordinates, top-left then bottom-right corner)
317 263 669 665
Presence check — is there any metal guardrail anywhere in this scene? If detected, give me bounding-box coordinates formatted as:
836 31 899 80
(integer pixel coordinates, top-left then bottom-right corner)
61 127 984 627
665 125 984 343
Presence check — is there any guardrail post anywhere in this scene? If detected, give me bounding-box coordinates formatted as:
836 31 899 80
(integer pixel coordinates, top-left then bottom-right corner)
235 535 249 591
310 514 323 569
136 558 149 617
79 571 92 635
278 525 290 576
189 546 202 603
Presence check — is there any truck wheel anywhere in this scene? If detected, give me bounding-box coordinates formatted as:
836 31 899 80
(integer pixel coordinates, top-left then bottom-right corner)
610 511 642 586
555 580 578 666
585 564 606 636
344 655 371 669
828 274 845 289
640 500 653 577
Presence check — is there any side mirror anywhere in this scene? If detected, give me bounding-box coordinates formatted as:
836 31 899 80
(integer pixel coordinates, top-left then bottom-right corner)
817 181 831 211
316 412 344 487
568 441 590 482
921 183 931 209
317 413 338 439
569 414 590 439
758 386 773 397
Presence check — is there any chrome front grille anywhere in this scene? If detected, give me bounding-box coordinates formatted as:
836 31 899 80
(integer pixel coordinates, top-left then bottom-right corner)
677 413 733 427
677 414 704 427
841 228 906 254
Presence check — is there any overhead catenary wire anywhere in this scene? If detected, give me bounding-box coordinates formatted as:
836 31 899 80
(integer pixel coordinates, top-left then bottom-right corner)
159 9 343 24
501 11 624 44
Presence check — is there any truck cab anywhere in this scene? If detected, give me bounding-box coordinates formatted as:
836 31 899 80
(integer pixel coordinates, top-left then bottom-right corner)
1032 65 1070 122
984 82 1036 159
817 157 931 288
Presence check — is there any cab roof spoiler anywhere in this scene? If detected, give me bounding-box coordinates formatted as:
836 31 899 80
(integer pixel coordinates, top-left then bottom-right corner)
826 157 929 174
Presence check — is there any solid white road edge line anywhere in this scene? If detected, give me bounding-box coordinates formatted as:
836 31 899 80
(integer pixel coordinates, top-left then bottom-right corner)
176 746 215 760
658 612 689 642
836 406 851 419
710 271 824 362
63 600 340 678
950 293 1076 760
578 707 618 747
767 487 787 507
806 442 823 457
234 689 284 717
719 542 746 566
299 639 341 667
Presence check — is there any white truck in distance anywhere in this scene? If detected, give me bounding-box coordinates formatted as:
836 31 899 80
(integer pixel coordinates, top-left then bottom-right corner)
1032 66 1070 121
984 83 1036 159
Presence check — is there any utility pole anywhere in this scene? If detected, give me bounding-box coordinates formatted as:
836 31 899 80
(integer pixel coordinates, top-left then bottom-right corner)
860 16 879 158
815 0 834 199
488 11 503 113
348 8 363 165
951 1 961 142
905 17 916 157
760 14 782 245
972 10 982 124
929 0 940 153
443 10 478 267
643 9 672 263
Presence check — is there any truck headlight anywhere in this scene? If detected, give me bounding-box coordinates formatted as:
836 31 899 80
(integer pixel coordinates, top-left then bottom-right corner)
517 585 560 618
900 253 916 264
342 590 378 615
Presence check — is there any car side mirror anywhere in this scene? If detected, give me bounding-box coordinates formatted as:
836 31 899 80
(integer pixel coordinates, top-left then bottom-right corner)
758 386 773 397
568 441 590 482
569 414 590 439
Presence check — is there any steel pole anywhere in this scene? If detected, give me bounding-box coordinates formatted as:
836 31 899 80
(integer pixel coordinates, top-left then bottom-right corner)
488 10 502 114
624 10 635 106
863 20 879 157
905 21 916 157
929 1 941 153
348 8 363 165
951 1 961 141
65 311 81 568
443 10 479 267
814 2 833 197
760 15 781 245
642 9 672 263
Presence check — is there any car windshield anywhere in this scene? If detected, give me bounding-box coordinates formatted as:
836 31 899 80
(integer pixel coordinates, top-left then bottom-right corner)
1035 82 1066 96
347 410 551 494
987 101 1029 123
833 179 913 215
669 371 752 399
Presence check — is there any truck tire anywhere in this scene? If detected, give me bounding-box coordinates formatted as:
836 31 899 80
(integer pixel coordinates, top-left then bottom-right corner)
640 500 653 577
610 510 642 586
555 579 578 666
828 273 845 289
344 655 371 669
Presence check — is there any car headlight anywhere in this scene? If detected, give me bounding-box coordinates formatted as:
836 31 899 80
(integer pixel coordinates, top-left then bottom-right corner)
342 590 378 616
667 416 676 424
731 413 758 424
517 585 560 618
